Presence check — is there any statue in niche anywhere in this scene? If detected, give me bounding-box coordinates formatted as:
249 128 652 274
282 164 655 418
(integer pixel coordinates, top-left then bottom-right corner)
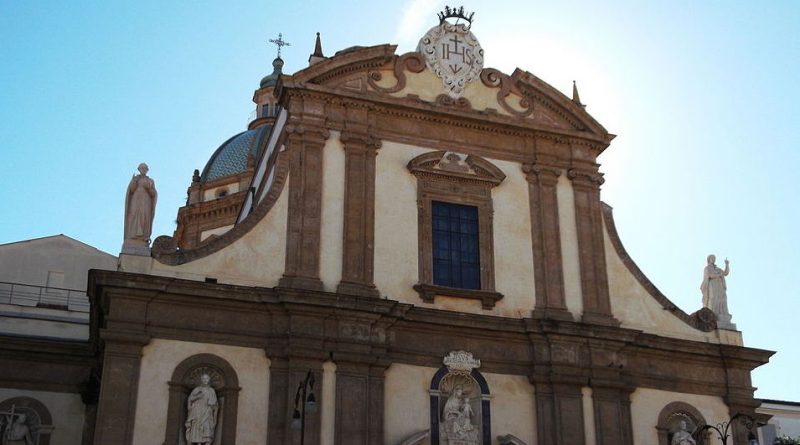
123 162 157 250
439 375 480 445
2 412 34 445
443 385 478 443
670 420 696 445
185 374 218 445
700 254 734 327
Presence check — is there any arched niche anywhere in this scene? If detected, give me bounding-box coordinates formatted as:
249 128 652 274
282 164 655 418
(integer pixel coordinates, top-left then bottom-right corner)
0 396 54 445
657 401 708 445
163 353 240 445
429 365 491 445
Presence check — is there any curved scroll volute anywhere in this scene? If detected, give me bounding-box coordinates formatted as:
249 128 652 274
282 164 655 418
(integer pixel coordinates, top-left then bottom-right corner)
368 52 426 94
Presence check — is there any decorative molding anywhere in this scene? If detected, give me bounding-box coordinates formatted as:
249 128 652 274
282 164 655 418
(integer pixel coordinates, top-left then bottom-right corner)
480 68 534 118
408 150 506 186
367 52 426 94
413 284 504 310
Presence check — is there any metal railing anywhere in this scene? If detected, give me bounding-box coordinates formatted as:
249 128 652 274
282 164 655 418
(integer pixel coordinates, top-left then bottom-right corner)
0 281 90 312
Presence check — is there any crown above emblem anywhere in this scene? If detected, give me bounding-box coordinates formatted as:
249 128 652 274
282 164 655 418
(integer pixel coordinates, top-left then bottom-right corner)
438 6 475 28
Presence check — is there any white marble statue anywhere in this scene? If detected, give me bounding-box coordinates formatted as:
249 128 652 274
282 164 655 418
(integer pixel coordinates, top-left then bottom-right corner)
123 163 157 251
2 413 34 445
185 374 218 445
700 254 735 328
442 385 479 444
670 420 696 445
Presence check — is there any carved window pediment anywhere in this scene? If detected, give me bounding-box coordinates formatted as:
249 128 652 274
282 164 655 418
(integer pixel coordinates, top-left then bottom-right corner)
408 150 506 186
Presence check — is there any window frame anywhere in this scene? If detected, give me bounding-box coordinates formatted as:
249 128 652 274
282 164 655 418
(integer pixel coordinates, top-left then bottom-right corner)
407 150 505 309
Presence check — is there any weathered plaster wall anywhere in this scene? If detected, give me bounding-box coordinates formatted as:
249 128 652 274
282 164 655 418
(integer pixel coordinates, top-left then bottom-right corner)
484 372 536 444
603 219 720 343
144 182 289 286
131 339 270 445
557 175 583 319
321 361 337 445
374 142 429 303
0 388 85 445
629 388 729 445
582 386 597 445
374 141 536 317
319 132 345 292
384 363 434 445
491 160 536 316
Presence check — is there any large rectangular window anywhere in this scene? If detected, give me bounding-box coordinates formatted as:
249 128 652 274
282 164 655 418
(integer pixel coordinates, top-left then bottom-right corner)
432 201 481 289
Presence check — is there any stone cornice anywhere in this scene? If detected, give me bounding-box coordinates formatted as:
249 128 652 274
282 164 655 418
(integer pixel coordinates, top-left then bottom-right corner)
88 270 774 379
282 84 610 151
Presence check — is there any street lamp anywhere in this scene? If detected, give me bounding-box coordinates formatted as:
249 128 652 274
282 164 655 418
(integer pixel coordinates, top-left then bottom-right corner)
699 412 759 445
291 369 318 445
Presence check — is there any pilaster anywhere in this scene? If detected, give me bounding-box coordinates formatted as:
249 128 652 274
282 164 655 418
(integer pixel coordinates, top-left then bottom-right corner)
567 166 619 326
336 128 381 298
524 162 571 321
280 122 330 291
267 356 325 445
333 361 387 445
92 329 150 445
532 376 587 445
590 384 634 445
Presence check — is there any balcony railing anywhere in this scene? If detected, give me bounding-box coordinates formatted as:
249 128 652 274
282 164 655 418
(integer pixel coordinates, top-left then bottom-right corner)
0 281 90 312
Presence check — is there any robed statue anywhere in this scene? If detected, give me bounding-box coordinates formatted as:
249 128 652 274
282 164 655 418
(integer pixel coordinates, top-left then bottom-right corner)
441 385 479 444
670 420 696 445
185 374 218 445
700 254 734 328
123 163 157 251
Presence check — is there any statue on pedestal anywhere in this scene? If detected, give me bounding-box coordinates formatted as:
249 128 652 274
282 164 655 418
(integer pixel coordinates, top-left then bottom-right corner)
185 374 218 445
700 254 736 329
123 163 157 255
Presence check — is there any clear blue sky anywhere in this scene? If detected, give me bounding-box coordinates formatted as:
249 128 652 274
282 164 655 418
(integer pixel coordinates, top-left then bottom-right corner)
2 1 798 402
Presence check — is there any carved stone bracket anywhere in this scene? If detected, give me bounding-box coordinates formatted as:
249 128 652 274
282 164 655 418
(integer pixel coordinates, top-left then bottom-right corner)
413 283 503 310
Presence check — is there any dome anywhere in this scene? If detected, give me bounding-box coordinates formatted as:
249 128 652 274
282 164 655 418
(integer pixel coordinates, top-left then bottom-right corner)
260 57 284 88
200 124 271 182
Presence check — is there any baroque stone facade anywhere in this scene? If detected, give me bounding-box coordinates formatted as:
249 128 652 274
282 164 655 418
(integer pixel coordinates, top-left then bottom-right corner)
0 13 773 445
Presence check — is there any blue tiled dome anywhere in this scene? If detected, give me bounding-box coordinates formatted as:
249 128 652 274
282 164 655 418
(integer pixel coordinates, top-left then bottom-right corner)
200 125 271 182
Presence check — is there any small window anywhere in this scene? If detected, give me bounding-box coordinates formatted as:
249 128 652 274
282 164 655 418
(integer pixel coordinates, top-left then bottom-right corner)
432 201 480 289
216 189 228 198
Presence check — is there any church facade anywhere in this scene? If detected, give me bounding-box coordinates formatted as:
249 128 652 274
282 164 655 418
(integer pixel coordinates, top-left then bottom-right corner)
0 11 772 445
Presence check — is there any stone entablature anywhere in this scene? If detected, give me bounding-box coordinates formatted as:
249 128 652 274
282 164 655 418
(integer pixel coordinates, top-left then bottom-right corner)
86 269 771 445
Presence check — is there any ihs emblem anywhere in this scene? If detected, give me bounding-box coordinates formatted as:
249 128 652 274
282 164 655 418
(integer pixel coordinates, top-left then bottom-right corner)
417 6 484 99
